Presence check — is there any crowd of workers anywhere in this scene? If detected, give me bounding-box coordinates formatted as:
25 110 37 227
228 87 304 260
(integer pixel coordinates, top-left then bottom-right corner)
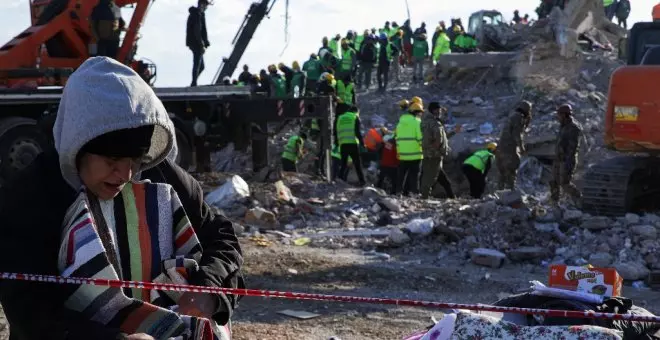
536 0 631 28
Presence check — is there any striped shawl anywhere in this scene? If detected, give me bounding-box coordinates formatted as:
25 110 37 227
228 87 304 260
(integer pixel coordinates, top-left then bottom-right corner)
57 181 227 340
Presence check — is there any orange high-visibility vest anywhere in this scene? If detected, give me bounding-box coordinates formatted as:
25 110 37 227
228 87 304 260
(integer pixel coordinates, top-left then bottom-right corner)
364 128 383 151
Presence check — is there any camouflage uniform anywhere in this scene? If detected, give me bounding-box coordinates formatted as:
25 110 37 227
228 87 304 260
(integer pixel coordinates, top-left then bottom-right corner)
496 110 530 189
551 115 582 202
420 111 456 198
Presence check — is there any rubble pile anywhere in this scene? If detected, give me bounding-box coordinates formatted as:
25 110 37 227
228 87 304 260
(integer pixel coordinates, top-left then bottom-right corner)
202 172 659 281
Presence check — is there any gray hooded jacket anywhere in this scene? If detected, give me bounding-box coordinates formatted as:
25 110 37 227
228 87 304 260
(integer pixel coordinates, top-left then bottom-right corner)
53 57 176 189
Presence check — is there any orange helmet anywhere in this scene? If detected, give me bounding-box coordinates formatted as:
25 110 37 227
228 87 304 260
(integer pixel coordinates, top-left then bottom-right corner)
654 4 660 20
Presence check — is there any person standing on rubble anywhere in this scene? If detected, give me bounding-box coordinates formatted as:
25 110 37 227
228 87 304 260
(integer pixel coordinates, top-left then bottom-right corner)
357 35 377 90
420 102 459 199
616 0 631 29
186 0 211 87
402 20 414 66
289 61 306 97
496 100 532 190
551 104 583 204
412 33 429 84
336 74 356 106
90 0 125 60
268 64 287 97
338 39 357 80
603 0 617 21
432 27 451 65
303 54 322 96
395 102 424 196
376 33 392 92
238 64 251 84
281 131 307 172
463 143 497 198
335 103 367 186
390 32 403 82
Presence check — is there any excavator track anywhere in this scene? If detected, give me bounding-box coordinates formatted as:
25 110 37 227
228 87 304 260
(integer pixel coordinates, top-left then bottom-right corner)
582 156 660 216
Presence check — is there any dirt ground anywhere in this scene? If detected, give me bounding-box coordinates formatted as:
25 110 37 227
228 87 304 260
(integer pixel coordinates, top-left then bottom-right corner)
0 241 658 340
230 241 660 340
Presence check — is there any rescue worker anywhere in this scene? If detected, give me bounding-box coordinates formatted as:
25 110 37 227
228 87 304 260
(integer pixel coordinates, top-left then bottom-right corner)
412 33 429 84
390 32 403 82
551 104 582 203
258 69 271 95
336 74 356 106
355 30 369 52
377 33 393 92
364 126 389 169
463 143 497 199
319 37 332 57
616 0 630 29
268 64 287 97
319 49 338 73
317 72 336 96
454 31 478 53
391 30 404 68
338 39 357 79
420 102 458 199
238 64 251 84
90 0 125 60
377 135 399 194
289 61 306 97
335 103 366 186
432 27 451 65
512 10 523 24
277 62 294 93
281 132 307 172
496 100 532 190
402 19 414 65
398 99 410 113
357 35 377 89
414 22 427 35
604 0 616 20
329 34 341 58
302 54 322 96
395 102 424 196
185 0 211 86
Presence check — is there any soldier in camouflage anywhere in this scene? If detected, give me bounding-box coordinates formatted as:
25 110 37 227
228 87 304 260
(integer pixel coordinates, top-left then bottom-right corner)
420 102 459 199
496 100 532 190
551 103 582 203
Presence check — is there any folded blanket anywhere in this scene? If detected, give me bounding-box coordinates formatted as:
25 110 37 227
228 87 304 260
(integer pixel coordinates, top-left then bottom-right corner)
58 181 225 340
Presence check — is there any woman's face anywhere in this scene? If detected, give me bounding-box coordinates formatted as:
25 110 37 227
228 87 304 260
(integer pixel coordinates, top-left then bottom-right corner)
78 153 139 200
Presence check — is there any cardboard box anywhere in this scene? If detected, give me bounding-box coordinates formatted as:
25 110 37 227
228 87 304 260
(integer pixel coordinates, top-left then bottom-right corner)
548 264 623 297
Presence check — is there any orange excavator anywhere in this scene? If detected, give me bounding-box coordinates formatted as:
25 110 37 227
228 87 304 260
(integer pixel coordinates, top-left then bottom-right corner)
0 0 156 88
581 10 660 216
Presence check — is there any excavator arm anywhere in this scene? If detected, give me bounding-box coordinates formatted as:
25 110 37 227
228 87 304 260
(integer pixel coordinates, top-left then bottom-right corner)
212 0 276 84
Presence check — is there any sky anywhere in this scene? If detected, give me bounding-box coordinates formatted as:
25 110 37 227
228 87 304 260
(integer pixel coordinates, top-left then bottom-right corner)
0 0 655 87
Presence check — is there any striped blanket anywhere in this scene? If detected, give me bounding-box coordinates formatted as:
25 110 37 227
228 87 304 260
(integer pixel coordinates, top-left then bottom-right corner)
57 181 230 340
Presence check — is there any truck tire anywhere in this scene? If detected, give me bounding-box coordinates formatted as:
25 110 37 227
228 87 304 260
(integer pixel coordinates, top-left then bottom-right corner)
175 129 193 171
0 125 48 185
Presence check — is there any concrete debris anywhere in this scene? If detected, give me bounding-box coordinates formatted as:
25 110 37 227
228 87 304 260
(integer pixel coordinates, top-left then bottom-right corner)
205 175 250 208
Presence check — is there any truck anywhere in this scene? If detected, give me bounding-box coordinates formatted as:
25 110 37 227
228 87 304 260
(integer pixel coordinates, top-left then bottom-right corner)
0 0 334 186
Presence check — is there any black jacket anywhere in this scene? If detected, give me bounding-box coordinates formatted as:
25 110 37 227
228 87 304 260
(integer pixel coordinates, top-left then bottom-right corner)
0 149 244 340
186 6 210 49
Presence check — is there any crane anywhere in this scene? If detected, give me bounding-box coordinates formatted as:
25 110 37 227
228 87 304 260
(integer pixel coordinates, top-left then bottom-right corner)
212 0 290 83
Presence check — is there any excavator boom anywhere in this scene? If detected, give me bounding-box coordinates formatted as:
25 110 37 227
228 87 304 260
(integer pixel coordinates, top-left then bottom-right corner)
213 0 275 83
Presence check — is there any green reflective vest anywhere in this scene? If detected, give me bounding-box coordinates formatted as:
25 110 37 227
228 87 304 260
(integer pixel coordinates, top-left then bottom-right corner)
303 59 322 82
273 76 287 97
311 119 320 131
355 34 366 50
337 111 359 145
395 114 423 161
336 80 354 105
432 33 451 61
603 0 614 6
329 39 340 58
340 48 355 72
282 135 303 161
463 149 494 173
455 35 477 49
331 145 341 159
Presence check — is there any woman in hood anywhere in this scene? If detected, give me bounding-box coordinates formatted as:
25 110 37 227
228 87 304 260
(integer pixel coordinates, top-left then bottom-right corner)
0 57 242 340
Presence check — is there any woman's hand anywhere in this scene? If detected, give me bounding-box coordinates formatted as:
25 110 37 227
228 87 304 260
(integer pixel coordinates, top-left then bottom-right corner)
126 334 155 340
178 292 218 319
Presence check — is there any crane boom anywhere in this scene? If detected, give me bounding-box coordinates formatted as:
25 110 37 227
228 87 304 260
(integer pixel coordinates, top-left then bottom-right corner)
213 0 276 84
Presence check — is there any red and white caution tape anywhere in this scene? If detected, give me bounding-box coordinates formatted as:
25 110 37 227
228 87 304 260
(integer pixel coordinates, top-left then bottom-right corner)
1 272 659 323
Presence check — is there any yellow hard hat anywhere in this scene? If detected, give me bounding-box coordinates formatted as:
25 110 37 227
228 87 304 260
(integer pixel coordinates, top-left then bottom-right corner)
411 96 423 105
487 142 498 151
398 99 410 109
341 38 348 44
278 62 286 69
326 73 335 82
267 64 277 72
409 102 424 112
292 61 300 70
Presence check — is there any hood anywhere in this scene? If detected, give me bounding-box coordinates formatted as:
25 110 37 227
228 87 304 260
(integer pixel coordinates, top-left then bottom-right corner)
189 6 199 14
53 56 175 189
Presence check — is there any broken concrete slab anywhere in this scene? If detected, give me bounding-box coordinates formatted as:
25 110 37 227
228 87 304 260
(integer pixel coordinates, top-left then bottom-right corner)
437 52 517 71
471 248 507 268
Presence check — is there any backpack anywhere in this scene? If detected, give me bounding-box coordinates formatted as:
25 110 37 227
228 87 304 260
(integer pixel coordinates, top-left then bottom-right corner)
360 43 377 62
617 0 631 19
